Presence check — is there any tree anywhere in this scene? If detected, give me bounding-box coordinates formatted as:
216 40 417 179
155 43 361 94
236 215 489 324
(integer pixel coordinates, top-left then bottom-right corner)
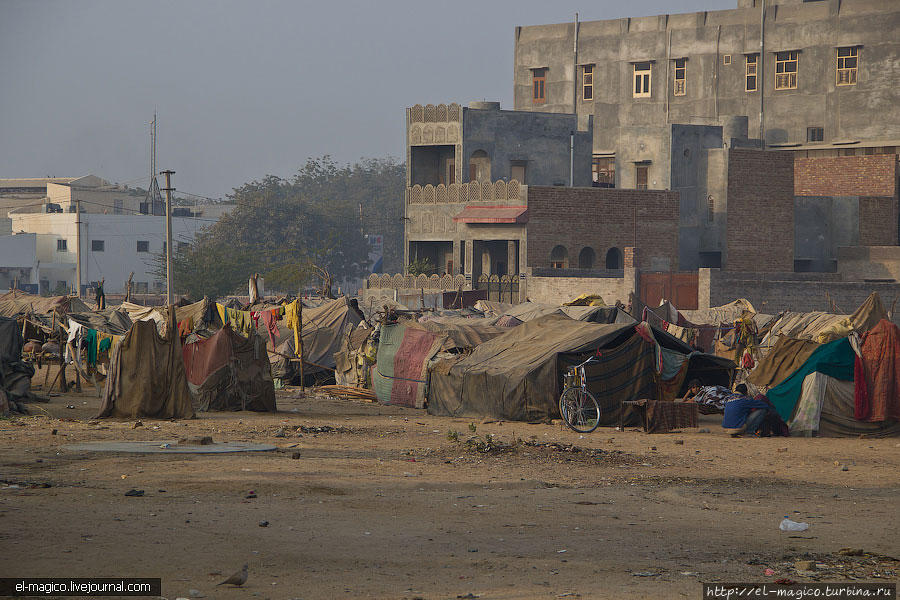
153 156 404 299
406 257 434 276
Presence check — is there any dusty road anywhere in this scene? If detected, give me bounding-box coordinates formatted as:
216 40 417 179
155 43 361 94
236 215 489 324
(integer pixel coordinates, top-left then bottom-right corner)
1 388 898 599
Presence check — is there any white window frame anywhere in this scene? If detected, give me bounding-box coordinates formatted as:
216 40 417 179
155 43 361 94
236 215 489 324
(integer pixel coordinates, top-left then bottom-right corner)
633 62 651 98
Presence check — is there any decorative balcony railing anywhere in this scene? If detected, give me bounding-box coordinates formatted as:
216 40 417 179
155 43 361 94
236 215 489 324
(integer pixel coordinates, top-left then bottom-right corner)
406 180 524 204
408 103 462 123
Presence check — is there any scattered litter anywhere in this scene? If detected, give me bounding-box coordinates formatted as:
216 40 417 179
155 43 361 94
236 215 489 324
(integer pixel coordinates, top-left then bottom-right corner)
132 421 143 429
557 549 567 553
258 521 269 527
674 440 684 445
780 517 809 532
632 571 659 577
764 568 776 576
291 452 301 460
838 548 865 556
188 589 204 598
124 489 144 497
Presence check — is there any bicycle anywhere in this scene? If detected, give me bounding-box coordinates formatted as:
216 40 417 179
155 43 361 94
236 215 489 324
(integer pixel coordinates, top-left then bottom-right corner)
559 354 602 433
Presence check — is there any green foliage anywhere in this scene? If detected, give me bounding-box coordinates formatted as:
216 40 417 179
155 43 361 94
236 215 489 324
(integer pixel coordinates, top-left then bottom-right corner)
406 257 435 276
468 422 477 433
154 156 405 299
447 429 460 442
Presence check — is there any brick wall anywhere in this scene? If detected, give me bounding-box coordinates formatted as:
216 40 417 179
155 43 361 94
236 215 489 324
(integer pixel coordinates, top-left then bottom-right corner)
859 196 898 246
795 155 898 198
726 149 795 272
700 268 900 324
525 274 633 306
837 246 900 281
526 186 680 272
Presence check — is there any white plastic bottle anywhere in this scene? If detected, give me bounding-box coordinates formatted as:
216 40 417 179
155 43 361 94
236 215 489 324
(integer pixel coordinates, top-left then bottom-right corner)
779 516 809 532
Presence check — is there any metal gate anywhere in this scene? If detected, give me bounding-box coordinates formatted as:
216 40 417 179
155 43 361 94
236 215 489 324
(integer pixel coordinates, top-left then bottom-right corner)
476 274 519 303
640 272 698 310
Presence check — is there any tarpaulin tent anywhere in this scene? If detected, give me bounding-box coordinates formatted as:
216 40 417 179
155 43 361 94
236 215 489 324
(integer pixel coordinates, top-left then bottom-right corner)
373 319 508 408
474 300 633 324
428 316 638 422
270 297 363 381
760 292 887 349
67 308 133 336
766 337 855 421
0 290 90 317
789 372 900 437
183 325 276 412
97 310 194 420
428 315 733 423
0 315 36 414
747 337 820 389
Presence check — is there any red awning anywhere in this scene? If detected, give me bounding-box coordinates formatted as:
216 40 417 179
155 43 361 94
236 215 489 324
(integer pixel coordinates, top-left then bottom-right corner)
452 205 528 224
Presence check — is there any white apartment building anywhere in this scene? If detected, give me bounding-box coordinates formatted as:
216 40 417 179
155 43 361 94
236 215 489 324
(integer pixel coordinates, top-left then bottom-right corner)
6 212 209 295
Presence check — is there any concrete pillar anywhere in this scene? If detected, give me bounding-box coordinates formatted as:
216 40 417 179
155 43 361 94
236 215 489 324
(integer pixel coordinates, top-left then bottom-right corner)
482 248 491 276
464 240 474 280
452 240 461 275
507 240 516 276
698 267 712 310
624 246 639 307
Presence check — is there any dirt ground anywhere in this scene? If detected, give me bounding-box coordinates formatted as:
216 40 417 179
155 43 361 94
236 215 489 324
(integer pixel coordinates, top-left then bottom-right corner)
1 383 899 600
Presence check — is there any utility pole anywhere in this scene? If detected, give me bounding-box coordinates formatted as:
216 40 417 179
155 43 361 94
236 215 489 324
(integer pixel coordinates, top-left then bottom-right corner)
75 196 82 298
160 170 175 306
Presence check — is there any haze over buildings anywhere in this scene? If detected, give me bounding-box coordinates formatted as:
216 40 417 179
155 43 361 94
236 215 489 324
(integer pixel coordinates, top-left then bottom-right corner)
0 0 734 199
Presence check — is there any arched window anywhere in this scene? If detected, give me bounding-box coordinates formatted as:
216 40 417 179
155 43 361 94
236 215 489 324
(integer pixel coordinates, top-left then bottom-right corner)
469 150 491 182
578 247 595 269
550 245 568 269
605 247 622 270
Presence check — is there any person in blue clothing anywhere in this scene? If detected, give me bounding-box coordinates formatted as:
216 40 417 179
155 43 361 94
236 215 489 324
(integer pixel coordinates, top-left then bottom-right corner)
722 384 770 437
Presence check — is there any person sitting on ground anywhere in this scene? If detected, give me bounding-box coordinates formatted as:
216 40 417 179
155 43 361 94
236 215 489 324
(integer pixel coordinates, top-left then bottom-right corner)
721 384 769 437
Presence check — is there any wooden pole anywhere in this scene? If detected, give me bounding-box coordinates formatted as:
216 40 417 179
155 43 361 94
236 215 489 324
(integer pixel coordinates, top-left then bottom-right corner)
298 298 305 392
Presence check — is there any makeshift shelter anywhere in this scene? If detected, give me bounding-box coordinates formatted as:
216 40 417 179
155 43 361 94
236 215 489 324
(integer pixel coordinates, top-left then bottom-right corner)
334 324 376 387
97 310 194 419
270 297 363 382
474 300 633 324
747 337 820 389
769 321 900 437
0 315 37 414
67 308 133 336
183 325 276 412
760 292 887 348
0 290 90 317
373 319 507 408
427 315 733 423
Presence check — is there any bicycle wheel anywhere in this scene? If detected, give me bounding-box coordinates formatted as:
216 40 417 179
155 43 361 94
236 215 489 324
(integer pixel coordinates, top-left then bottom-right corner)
559 387 601 433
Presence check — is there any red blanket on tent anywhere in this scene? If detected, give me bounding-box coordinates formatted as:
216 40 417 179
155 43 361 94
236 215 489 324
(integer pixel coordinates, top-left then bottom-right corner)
855 319 900 422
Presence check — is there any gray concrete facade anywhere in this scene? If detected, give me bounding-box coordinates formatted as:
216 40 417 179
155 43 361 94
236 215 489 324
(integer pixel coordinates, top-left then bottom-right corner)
403 101 593 277
513 0 900 190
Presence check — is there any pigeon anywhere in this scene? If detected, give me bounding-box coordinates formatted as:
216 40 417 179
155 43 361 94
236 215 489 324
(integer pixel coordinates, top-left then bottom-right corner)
217 564 248 587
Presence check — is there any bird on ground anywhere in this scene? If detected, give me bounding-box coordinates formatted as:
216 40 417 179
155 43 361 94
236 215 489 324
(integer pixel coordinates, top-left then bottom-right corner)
217 564 248 587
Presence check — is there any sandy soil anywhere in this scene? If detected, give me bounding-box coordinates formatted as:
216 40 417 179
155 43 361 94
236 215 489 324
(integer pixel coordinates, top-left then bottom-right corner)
1 384 898 599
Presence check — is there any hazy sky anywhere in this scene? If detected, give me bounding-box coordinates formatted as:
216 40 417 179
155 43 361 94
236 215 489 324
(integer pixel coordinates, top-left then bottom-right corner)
1 0 733 199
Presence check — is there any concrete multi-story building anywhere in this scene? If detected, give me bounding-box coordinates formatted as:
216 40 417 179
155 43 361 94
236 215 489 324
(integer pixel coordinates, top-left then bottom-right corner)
513 0 900 269
404 101 592 281
5 212 208 295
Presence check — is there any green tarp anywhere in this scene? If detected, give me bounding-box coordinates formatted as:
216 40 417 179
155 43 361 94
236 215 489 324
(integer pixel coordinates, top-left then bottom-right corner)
766 337 855 421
